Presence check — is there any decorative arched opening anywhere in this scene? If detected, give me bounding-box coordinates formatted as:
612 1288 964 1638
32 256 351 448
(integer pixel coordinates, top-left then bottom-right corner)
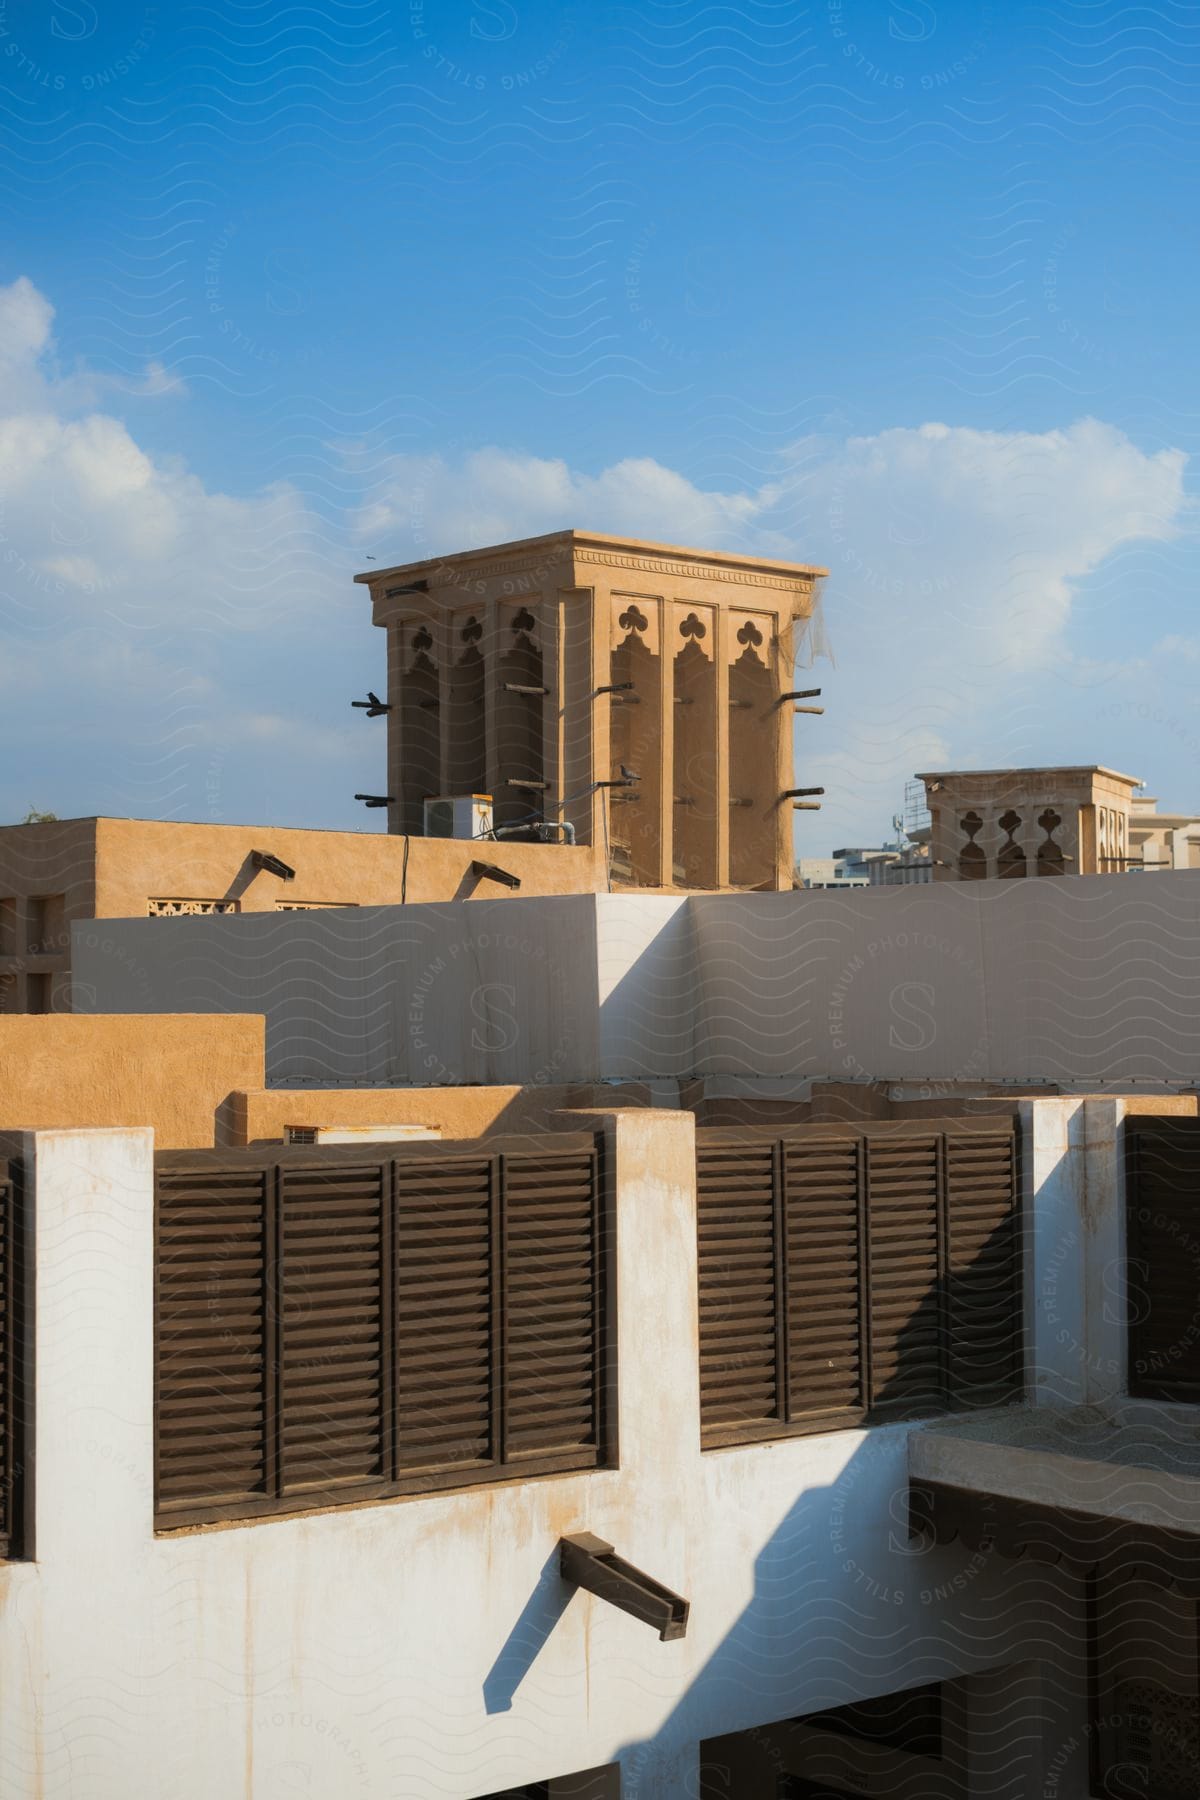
997 809 1027 879
446 616 486 798
959 812 987 880
609 602 660 886
728 618 776 889
1037 808 1066 876
672 610 718 889
495 607 545 833
398 624 440 835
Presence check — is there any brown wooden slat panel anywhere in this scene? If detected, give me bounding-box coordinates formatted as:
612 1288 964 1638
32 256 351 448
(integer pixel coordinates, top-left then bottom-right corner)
395 1156 494 1473
156 1138 607 1526
696 1123 1021 1450
280 1162 386 1494
155 1166 269 1514
697 1142 779 1436
866 1137 943 1416
0 1164 9 1551
1127 1119 1200 1402
784 1140 863 1422
947 1132 1022 1408
502 1149 600 1459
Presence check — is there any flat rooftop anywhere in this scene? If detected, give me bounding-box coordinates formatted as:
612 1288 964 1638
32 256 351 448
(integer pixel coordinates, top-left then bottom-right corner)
912 1400 1200 1532
916 764 1142 785
354 527 829 587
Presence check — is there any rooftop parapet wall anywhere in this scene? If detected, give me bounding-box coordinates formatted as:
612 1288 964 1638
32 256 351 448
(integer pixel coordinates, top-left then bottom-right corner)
0 816 607 1014
0 1014 265 1147
73 874 1200 1090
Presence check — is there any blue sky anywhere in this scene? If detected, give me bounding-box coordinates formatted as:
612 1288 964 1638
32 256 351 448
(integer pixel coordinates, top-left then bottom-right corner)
2 0 1200 850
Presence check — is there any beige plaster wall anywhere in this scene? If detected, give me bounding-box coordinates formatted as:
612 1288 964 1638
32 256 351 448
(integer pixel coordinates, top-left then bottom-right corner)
0 1013 265 1147
232 1081 657 1145
93 817 604 913
0 818 98 1012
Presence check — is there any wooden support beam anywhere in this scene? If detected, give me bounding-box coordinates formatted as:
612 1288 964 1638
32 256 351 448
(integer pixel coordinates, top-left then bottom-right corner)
559 1533 690 1642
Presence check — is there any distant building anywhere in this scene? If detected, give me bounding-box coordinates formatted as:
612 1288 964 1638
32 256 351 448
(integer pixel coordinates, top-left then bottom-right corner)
918 764 1200 881
1129 788 1200 871
794 850 874 889
865 839 933 885
796 836 932 890
917 765 1143 880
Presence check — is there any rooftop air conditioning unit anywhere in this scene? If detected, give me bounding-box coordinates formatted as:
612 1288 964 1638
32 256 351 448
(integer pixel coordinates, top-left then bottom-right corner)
423 794 493 840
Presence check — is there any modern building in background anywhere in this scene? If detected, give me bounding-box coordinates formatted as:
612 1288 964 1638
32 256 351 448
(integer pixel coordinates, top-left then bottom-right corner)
1129 785 1200 870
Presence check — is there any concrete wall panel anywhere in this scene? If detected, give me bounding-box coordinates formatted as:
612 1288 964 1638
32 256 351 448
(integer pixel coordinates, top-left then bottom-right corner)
74 873 1200 1088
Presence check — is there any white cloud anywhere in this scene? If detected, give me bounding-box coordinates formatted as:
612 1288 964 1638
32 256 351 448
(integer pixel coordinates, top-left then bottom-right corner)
354 447 758 556
0 279 326 632
350 423 1190 843
795 418 1188 672
354 421 1187 678
0 272 1192 840
0 276 54 369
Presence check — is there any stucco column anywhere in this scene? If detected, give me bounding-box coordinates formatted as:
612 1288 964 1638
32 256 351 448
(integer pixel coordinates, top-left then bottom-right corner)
543 593 566 827
385 620 405 836
562 586 599 851
1021 1098 1126 1408
608 1109 700 1479
29 1127 155 1557
23 1126 156 1799
484 595 502 815
714 616 731 891
657 598 674 889
1080 1098 1127 1404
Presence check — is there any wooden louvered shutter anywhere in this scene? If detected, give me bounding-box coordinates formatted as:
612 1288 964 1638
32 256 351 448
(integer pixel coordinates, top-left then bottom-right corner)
156 1165 269 1518
502 1146 602 1464
0 1163 10 1556
280 1161 387 1498
785 1139 865 1424
394 1154 495 1477
865 1137 944 1417
1128 1120 1200 1402
946 1131 1022 1408
697 1137 780 1441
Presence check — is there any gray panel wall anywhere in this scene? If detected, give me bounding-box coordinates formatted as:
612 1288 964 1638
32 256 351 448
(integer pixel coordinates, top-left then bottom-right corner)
74 873 1200 1087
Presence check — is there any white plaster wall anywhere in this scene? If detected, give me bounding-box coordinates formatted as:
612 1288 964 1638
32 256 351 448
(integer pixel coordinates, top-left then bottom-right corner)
1023 1097 1128 1408
0 1119 1088 1800
76 873 1200 1088
594 895 692 1081
690 874 1200 1084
